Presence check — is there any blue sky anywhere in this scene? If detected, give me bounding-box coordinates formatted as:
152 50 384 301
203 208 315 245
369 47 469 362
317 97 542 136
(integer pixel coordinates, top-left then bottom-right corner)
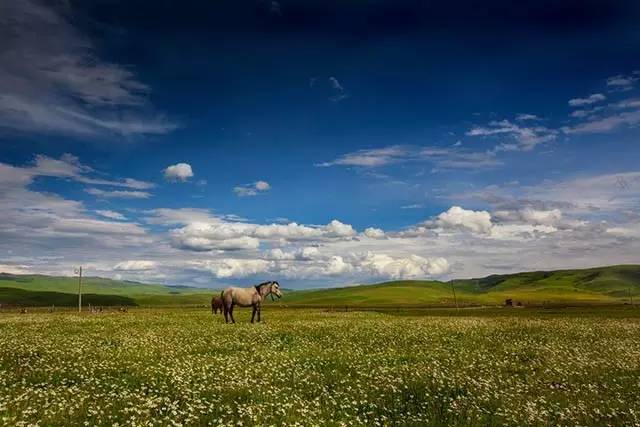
1 0 639 288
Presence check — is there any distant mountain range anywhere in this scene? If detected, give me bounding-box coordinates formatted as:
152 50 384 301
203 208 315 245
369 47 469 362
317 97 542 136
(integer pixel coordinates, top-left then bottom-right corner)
0 264 639 307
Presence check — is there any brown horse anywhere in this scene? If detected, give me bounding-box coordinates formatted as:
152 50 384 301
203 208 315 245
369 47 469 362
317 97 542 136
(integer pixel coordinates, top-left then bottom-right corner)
211 295 224 315
221 281 282 323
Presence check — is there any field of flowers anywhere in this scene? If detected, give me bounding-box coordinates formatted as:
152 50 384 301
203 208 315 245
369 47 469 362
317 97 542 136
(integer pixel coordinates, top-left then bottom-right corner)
1 308 639 426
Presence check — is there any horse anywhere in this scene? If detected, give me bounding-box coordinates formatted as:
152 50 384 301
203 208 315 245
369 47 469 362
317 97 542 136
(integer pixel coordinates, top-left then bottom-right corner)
211 295 224 315
221 280 282 323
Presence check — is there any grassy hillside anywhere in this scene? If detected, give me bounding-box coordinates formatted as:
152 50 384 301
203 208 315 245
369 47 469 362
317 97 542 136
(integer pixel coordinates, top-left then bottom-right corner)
0 265 639 307
0 273 214 307
276 265 640 307
0 273 204 296
0 287 136 307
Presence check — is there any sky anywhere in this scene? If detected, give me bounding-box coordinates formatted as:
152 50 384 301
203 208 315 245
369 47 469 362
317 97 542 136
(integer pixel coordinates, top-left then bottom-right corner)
1 0 640 288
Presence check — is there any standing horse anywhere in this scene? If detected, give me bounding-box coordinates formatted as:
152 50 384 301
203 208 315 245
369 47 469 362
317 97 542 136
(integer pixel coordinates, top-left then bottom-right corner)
221 281 282 323
211 295 224 315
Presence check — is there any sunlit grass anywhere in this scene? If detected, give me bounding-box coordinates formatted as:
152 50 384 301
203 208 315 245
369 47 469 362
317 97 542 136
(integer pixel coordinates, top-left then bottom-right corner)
1 308 639 426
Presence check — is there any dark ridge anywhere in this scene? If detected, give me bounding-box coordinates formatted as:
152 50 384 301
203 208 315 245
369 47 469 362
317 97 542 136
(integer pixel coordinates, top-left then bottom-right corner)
0 288 137 307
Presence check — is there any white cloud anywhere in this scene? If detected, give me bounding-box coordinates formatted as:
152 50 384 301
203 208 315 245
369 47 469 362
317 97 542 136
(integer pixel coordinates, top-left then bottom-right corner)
518 208 562 226
328 77 348 102
114 260 157 271
317 146 409 167
318 145 501 170
233 180 271 197
420 147 501 169
163 163 194 182
568 93 606 107
489 224 558 240
145 208 218 225
0 264 31 274
194 259 273 279
169 218 356 252
516 113 539 121
562 109 640 135
356 252 450 279
0 0 175 137
606 73 638 91
466 119 557 151
95 210 126 221
85 188 152 199
323 220 357 238
606 226 640 238
1 153 155 191
435 206 493 234
0 158 151 258
255 180 270 191
327 256 352 275
364 227 386 239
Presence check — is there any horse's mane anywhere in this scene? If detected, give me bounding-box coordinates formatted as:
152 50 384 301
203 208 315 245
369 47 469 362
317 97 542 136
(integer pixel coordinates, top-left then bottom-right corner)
255 281 272 291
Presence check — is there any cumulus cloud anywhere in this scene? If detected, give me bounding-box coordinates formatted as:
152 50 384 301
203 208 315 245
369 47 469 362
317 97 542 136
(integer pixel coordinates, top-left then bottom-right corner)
327 256 352 275
267 247 320 260
518 208 562 225
364 227 386 239
489 223 558 240
170 219 356 252
195 259 273 279
233 180 271 197
163 163 194 182
356 252 450 279
435 206 493 234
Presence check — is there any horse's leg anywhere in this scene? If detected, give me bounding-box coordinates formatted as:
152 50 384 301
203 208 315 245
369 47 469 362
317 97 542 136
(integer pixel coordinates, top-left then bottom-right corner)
257 306 261 322
229 303 236 324
223 303 229 323
251 305 256 324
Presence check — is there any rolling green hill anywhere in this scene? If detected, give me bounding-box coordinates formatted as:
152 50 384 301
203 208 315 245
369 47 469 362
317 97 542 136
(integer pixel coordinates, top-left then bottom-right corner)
275 265 640 307
0 273 213 307
0 273 205 296
0 265 639 307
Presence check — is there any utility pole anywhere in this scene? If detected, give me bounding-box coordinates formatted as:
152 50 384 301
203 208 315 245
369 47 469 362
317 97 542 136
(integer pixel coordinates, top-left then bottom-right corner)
451 281 459 311
75 266 83 313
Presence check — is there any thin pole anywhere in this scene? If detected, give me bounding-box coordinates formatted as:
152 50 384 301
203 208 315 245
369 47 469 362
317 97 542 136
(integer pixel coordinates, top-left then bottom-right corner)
77 266 83 313
451 281 459 311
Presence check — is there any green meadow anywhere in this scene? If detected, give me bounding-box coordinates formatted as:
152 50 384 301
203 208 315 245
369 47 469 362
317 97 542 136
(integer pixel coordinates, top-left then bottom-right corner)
1 307 639 426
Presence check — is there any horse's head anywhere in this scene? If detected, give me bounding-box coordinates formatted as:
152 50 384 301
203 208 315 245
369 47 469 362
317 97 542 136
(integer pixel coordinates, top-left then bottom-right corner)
270 281 283 299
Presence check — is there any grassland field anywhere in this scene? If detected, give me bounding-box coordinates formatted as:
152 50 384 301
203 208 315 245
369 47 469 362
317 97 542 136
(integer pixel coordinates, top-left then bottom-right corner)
1 306 640 426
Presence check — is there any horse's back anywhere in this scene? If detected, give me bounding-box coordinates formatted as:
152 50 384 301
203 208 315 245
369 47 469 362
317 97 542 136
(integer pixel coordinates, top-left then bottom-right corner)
223 286 256 307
